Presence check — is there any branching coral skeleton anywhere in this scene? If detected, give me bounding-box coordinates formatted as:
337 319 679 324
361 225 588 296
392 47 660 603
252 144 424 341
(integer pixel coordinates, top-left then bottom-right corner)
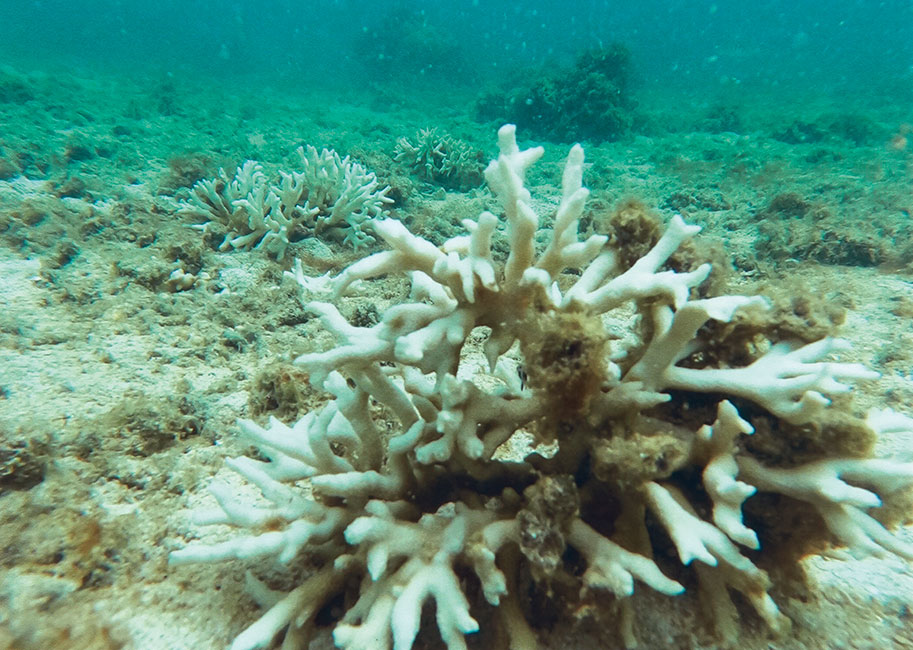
170 125 913 650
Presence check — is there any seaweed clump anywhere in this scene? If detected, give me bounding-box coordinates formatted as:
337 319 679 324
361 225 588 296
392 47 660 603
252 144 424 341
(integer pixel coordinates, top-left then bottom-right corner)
479 45 635 143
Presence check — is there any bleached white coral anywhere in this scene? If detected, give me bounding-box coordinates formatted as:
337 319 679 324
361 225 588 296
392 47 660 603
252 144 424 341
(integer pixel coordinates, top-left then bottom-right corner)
182 160 267 248
394 127 483 189
738 456 913 559
181 146 392 259
171 125 913 650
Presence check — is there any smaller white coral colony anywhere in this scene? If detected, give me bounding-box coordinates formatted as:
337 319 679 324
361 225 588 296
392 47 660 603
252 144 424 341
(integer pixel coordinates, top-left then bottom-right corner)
170 125 913 650
394 127 483 188
181 146 392 259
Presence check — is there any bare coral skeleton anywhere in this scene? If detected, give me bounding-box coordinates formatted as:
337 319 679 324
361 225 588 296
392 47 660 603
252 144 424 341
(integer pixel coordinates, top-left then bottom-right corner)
171 125 913 650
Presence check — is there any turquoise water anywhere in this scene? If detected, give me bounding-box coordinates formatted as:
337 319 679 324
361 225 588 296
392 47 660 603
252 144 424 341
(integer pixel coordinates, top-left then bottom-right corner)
1 2 912 650
2 1 911 92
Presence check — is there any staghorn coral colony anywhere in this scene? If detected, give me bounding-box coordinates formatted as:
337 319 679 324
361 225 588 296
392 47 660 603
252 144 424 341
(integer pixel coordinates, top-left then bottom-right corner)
170 125 913 650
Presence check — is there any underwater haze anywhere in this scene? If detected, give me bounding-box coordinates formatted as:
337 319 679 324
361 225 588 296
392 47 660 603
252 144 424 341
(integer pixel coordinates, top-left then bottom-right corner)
1 1 913 649
1 0 912 92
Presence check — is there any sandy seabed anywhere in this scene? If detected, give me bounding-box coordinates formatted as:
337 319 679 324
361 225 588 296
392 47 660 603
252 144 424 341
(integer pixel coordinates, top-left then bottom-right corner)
0 65 912 649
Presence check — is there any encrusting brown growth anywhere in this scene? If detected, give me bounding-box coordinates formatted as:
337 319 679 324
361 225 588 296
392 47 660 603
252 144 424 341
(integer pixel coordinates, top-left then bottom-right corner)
169 126 913 650
519 298 609 425
249 362 317 420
